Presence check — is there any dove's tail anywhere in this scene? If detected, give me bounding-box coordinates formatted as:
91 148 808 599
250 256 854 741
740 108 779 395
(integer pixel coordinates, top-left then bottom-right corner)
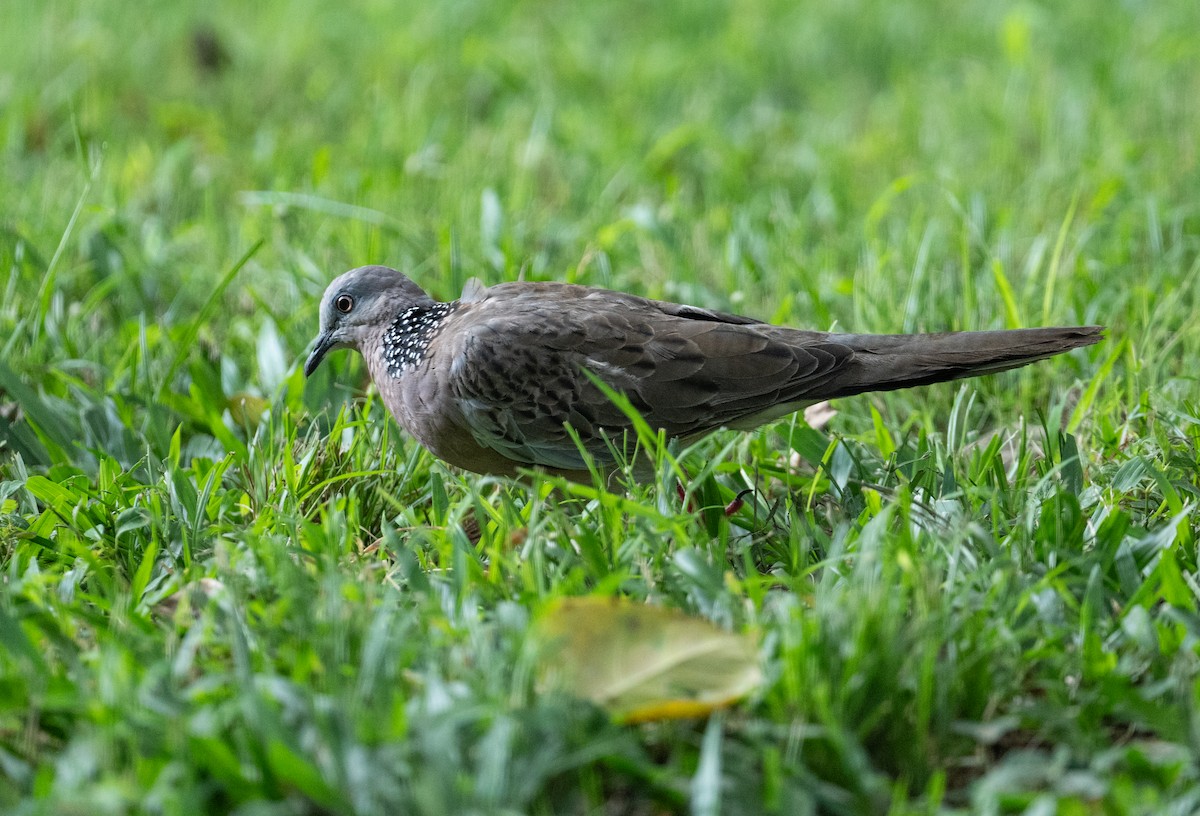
819 325 1104 399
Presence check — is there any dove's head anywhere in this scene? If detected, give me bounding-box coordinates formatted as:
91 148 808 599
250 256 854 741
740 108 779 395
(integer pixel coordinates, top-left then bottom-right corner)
304 265 435 376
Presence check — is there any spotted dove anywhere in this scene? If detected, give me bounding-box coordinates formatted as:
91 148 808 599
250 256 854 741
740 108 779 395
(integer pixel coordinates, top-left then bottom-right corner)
304 265 1103 478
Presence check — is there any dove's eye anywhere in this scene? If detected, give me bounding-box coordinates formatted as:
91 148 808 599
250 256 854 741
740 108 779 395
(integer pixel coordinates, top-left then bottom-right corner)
335 294 354 314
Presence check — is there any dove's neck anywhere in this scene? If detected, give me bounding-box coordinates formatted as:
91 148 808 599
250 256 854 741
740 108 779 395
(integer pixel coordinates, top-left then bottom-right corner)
374 301 458 380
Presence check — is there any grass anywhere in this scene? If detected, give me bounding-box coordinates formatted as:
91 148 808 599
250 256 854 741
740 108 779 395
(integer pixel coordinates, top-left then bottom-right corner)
2 0 1200 812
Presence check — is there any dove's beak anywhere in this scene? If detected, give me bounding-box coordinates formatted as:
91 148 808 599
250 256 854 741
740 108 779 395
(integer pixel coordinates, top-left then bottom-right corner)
304 331 336 377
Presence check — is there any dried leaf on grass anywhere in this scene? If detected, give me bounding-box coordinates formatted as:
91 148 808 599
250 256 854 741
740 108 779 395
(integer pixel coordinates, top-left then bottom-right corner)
533 596 762 723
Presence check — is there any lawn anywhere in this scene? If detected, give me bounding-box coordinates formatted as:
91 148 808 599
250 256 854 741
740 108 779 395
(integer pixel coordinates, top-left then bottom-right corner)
2 0 1200 813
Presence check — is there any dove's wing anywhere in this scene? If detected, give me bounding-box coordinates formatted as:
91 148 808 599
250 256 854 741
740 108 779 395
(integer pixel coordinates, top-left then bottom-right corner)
443 283 855 469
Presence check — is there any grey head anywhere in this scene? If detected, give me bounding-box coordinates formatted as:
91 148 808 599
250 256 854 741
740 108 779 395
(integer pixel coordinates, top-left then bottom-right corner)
303 265 436 377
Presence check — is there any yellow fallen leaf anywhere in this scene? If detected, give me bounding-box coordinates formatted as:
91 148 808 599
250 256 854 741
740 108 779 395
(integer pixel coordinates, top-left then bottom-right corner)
533 596 762 723
228 393 269 428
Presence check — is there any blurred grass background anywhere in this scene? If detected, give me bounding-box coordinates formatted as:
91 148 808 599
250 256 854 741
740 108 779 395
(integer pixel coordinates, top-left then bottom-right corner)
2 0 1200 813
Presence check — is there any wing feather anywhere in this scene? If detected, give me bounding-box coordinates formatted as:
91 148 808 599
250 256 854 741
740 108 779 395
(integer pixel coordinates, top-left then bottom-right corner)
444 285 854 469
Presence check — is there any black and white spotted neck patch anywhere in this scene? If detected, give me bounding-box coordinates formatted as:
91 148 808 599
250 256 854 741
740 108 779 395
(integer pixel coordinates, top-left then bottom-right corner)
381 302 457 377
